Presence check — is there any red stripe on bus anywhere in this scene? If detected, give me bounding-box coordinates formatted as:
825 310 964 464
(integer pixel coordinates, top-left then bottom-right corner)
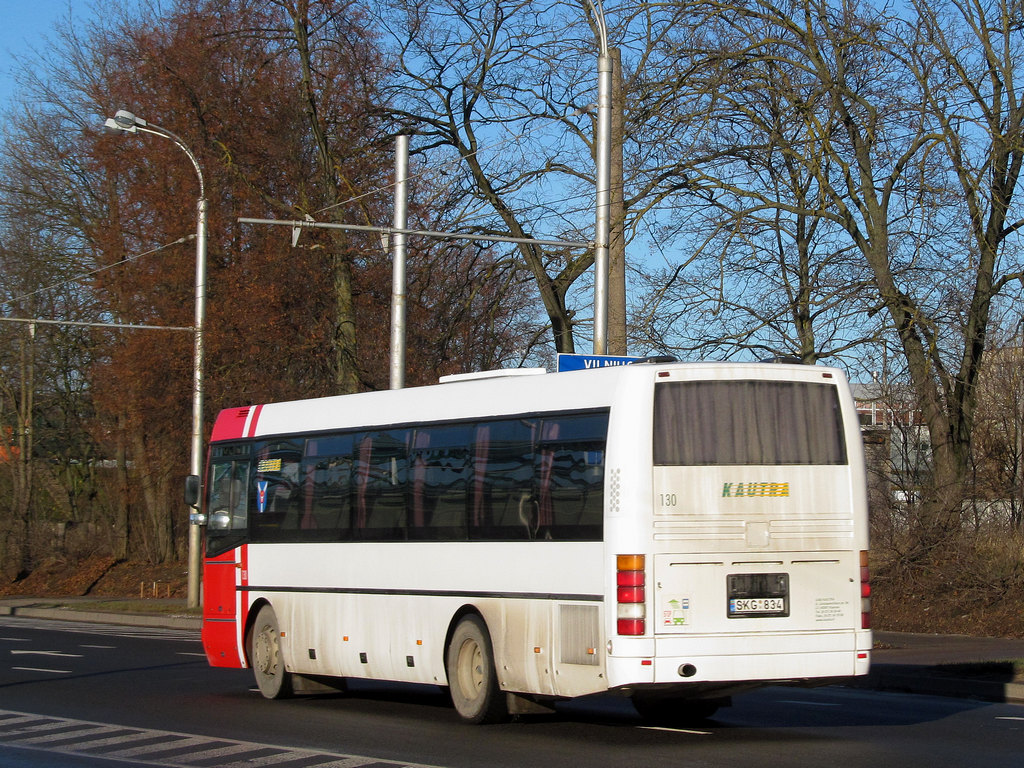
246 404 264 437
209 403 266 443
210 407 248 442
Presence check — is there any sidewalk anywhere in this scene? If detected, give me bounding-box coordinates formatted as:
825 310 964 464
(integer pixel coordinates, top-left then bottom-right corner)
0 597 200 631
2 597 1022 704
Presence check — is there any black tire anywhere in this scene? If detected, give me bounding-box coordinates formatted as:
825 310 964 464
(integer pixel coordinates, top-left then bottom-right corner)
446 615 509 724
249 604 293 699
632 696 721 724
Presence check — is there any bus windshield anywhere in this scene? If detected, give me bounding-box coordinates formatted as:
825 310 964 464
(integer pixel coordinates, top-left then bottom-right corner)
653 379 847 466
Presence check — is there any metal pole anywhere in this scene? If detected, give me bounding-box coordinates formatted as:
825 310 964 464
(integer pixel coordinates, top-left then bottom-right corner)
187 195 207 609
593 18 612 355
390 135 409 390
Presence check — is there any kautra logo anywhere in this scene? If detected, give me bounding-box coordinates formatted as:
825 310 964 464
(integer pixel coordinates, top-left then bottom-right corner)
722 482 790 497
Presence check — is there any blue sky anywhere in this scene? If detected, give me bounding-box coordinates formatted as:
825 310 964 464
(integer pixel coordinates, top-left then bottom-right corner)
0 0 92 106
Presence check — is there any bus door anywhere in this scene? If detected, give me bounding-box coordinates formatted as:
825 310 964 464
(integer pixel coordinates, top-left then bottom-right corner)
202 442 251 667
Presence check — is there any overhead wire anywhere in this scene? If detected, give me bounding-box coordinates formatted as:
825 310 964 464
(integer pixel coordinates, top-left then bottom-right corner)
2 234 196 311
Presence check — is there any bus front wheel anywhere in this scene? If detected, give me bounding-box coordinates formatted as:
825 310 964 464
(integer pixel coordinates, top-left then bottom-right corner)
446 615 509 724
250 604 293 699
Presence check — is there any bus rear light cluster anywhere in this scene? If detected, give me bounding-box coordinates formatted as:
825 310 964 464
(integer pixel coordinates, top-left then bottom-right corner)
616 554 646 635
860 550 871 629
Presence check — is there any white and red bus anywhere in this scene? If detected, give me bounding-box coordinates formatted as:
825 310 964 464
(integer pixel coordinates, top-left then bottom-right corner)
195 360 871 724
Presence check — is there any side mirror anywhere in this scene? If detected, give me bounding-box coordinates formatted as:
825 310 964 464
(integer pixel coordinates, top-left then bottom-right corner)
184 474 201 509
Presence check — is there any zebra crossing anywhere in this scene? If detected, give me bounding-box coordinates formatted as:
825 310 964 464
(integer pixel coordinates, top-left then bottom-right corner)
0 709 445 768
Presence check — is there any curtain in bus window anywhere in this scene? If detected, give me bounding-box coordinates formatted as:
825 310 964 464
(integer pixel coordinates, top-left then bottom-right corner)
536 421 557 529
302 433 353 541
352 430 409 540
410 430 429 530
410 425 471 540
249 439 304 540
536 413 607 540
653 381 847 465
470 419 536 539
470 425 490 529
354 434 371 530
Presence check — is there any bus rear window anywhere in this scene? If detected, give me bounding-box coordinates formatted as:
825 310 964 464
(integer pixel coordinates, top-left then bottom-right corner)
654 380 847 466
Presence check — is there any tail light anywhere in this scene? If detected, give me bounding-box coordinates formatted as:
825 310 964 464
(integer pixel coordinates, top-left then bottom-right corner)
860 550 871 629
617 554 646 635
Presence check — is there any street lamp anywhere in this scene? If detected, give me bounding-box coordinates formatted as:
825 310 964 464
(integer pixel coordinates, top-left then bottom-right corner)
104 109 207 609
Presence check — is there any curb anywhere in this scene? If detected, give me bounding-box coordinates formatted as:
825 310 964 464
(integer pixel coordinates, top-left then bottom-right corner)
0 603 201 632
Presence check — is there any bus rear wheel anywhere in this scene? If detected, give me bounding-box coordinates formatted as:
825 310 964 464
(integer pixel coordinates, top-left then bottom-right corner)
250 604 293 699
446 615 509 724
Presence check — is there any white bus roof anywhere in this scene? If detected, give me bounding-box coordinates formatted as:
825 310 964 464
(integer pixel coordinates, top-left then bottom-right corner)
209 361 846 442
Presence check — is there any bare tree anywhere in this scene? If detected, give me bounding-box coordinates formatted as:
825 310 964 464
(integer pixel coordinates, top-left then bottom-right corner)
651 0 1024 549
375 0 593 352
373 1 716 354
0 213 101 575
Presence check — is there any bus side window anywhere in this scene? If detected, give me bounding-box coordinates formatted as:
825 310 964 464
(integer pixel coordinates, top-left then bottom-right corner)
536 413 607 541
303 433 354 541
409 425 471 541
471 418 536 540
251 439 303 540
353 430 409 540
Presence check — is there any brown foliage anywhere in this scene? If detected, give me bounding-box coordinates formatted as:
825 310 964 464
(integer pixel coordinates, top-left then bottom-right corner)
1 0 533 565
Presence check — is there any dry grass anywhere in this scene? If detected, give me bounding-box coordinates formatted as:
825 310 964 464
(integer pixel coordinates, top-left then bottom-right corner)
871 529 1024 638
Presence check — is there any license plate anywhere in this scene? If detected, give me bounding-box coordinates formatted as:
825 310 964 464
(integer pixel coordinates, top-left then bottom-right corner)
727 573 789 618
729 597 786 614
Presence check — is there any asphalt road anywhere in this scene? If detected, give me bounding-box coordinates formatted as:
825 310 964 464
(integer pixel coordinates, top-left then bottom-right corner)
1 615 1022 768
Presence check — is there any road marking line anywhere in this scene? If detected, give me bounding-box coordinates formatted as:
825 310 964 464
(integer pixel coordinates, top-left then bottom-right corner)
10 650 83 658
217 752 366 768
778 699 841 707
1 720 99 736
638 726 713 735
11 726 124 746
164 742 288 763
100 735 214 758
10 667 72 674
996 716 1024 721
38 731 168 750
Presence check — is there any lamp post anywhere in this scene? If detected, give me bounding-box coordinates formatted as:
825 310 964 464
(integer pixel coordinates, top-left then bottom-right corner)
587 0 611 355
104 109 207 609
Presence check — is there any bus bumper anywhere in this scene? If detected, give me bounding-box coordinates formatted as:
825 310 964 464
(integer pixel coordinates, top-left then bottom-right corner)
606 631 869 688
